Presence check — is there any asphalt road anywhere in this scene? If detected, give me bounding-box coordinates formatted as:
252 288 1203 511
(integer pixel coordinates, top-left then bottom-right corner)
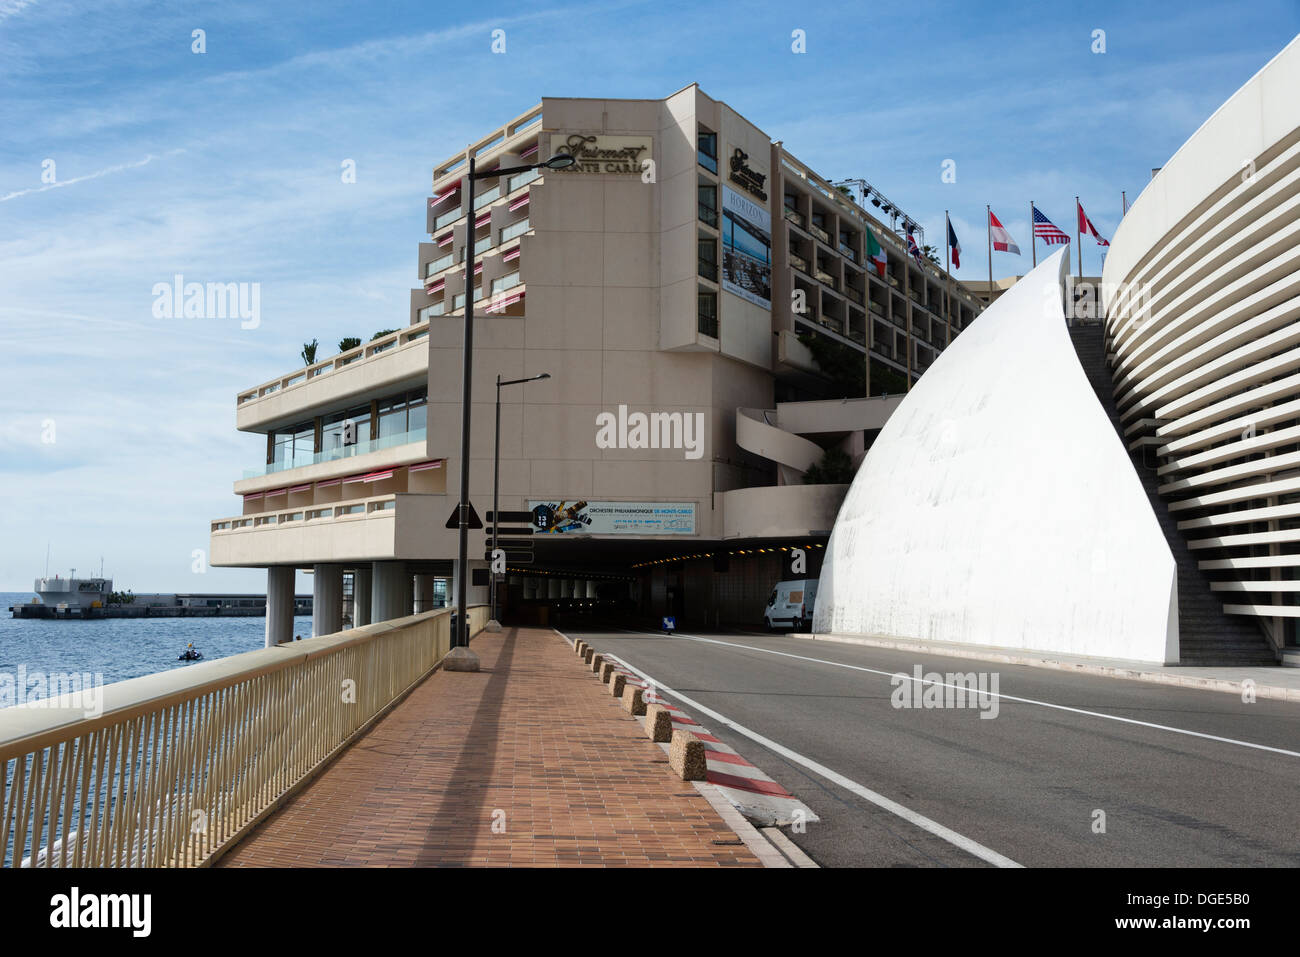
564 625 1300 868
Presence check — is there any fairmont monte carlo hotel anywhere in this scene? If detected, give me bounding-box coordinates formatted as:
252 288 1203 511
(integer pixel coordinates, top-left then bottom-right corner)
209 84 986 646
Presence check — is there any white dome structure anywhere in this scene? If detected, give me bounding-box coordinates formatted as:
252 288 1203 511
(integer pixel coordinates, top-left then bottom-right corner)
813 249 1179 663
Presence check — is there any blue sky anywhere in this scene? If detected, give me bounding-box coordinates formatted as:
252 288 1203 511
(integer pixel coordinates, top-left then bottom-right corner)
1 0 1297 592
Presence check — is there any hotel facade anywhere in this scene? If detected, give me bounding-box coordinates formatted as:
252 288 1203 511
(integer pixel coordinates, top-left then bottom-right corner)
210 84 983 644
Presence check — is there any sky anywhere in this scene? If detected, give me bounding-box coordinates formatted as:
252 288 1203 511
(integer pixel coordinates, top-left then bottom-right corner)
1 0 1297 592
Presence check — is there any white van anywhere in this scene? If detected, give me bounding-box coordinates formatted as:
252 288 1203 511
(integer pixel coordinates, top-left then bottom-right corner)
764 579 818 632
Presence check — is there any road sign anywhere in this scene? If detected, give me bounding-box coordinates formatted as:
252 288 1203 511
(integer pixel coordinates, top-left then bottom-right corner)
445 503 483 529
662 616 677 633
487 510 532 525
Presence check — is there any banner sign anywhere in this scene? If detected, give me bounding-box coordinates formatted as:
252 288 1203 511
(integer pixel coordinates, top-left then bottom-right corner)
529 500 696 535
721 186 772 308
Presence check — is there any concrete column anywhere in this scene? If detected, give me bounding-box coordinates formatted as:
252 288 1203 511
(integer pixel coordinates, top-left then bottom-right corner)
585 580 598 598
312 563 344 637
265 566 295 648
371 561 410 623
547 578 560 598
352 566 372 626
451 559 491 610
414 574 436 613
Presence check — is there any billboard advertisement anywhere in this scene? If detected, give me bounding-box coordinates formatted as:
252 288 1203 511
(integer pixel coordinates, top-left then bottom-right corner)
529 501 696 535
721 185 772 309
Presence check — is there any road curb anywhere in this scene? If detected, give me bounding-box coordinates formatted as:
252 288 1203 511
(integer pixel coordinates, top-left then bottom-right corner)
797 631 1300 704
552 628 806 869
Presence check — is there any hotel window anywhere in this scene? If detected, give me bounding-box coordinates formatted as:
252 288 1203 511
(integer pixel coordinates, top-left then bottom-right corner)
271 421 315 468
698 290 718 338
377 388 428 439
323 405 371 452
698 183 718 228
698 235 718 282
698 127 718 174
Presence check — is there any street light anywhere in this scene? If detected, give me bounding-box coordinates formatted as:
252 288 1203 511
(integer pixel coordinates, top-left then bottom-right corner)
451 149 576 663
490 372 551 627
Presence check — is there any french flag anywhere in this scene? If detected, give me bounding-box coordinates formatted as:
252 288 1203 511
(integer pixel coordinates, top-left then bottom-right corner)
947 214 961 269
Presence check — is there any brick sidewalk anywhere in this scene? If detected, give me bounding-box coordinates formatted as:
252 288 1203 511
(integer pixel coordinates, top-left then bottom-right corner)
217 626 760 867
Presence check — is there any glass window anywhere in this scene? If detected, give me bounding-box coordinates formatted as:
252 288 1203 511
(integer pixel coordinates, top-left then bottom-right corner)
698 129 718 174
377 399 406 438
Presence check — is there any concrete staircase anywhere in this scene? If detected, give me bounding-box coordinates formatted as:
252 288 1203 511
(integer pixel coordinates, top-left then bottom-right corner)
1069 321 1277 665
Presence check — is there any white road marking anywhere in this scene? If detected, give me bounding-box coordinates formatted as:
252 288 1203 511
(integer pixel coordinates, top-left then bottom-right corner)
637 631 1300 759
603 650 1023 868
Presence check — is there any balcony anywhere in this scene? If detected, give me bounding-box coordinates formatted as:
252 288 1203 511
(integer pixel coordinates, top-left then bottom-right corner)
244 427 428 479
211 490 455 567
839 242 858 262
236 325 432 431
425 253 454 278
472 185 500 210
814 268 838 290
809 222 831 244
698 202 718 229
844 285 864 305
506 167 539 193
698 257 718 282
434 206 463 230
789 251 810 274
500 218 531 244
491 271 522 295
783 206 805 228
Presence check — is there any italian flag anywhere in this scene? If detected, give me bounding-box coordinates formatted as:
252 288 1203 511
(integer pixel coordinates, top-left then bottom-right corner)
867 226 887 277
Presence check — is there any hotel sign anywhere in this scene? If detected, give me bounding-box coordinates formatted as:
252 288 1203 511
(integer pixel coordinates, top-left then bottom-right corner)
552 134 653 175
728 147 768 201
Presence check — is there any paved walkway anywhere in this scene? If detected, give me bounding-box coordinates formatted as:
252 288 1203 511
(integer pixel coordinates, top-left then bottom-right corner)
217 627 760 867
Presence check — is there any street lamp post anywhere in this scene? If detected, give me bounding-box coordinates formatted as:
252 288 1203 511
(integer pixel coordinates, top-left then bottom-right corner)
490 372 551 627
449 149 575 664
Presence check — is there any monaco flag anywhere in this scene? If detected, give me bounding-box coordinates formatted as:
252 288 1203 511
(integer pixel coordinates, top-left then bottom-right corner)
1077 201 1110 246
989 209 1020 255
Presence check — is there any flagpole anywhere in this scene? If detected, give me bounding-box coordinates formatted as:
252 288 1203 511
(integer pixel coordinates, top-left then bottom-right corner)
944 211 952 347
1030 201 1037 267
986 204 992 306
1075 195 1083 279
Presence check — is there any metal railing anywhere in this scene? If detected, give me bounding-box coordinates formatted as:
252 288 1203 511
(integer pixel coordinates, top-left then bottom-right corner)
244 427 427 479
0 606 489 868
698 202 718 229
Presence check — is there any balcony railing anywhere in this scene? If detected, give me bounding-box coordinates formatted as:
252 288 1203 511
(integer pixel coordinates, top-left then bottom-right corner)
698 258 718 282
789 251 810 274
815 269 838 289
474 235 493 255
452 288 486 309
434 206 463 230
783 206 805 228
844 285 864 305
839 242 858 262
698 202 718 228
425 253 454 277
492 271 522 295
698 148 718 174
809 222 831 244
500 218 531 244
506 166 539 193
0 604 488 867
472 185 500 210
243 427 428 479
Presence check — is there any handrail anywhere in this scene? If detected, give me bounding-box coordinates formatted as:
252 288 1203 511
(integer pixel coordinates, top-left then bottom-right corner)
1 605 489 867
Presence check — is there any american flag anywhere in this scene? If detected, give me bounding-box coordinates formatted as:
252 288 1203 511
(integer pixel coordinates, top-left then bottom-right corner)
1032 205 1070 244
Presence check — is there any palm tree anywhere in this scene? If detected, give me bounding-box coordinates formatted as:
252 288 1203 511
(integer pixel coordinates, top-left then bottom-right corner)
301 338 318 365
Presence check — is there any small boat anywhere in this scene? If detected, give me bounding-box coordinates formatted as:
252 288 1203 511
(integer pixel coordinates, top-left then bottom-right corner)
178 645 203 662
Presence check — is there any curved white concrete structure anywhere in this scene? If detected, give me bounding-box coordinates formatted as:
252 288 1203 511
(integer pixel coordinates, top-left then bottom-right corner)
815 249 1179 662
1102 35 1300 654
736 407 824 485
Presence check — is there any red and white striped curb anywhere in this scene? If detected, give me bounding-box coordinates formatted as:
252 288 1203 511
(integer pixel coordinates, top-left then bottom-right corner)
599 652 818 828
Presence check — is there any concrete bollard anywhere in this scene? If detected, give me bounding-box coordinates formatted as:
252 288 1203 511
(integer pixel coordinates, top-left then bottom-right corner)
591 653 604 674
609 673 627 698
668 730 707 781
644 703 673 742
575 640 587 657
621 684 646 716
583 647 595 664
600 660 616 684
